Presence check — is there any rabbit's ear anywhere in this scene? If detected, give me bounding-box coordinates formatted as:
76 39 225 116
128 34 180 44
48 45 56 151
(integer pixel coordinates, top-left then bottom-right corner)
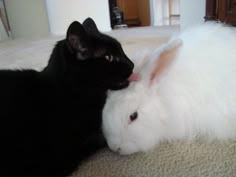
150 39 182 85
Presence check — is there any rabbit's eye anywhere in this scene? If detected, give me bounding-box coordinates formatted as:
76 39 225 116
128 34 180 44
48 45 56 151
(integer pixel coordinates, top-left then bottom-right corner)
130 112 138 122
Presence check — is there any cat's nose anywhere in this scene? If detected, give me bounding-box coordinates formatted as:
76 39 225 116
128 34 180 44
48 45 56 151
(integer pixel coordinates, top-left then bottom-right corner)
129 60 134 70
123 56 134 69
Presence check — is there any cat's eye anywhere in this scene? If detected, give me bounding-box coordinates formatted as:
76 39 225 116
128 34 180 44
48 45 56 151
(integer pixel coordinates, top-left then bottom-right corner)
105 55 114 62
130 111 138 123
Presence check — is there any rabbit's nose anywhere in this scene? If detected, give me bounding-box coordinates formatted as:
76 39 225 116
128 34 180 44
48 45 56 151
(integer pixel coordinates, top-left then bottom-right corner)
117 148 121 153
113 147 122 154
112 147 121 153
108 142 120 152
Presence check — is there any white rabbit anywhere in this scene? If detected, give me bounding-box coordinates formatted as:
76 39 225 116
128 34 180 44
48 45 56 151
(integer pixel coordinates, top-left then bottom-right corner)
102 22 236 155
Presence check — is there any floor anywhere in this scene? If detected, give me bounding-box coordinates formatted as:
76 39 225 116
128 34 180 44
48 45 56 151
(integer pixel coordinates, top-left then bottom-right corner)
0 25 180 71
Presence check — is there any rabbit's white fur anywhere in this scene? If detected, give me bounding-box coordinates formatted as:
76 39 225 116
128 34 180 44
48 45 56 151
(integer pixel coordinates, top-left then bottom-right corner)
102 22 236 155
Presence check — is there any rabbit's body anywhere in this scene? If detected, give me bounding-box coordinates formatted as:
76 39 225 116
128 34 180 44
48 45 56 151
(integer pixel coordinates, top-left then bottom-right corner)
102 22 236 155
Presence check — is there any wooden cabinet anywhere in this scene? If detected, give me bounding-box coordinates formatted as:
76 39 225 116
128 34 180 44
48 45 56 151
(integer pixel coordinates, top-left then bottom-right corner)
116 0 150 27
218 0 236 24
205 0 236 25
117 0 140 26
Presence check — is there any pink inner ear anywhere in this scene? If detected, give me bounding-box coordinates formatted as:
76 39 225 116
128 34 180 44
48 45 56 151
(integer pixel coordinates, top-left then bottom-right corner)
150 40 182 83
128 73 141 82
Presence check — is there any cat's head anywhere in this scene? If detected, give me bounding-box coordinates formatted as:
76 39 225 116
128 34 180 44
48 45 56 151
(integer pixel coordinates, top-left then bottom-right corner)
64 18 134 90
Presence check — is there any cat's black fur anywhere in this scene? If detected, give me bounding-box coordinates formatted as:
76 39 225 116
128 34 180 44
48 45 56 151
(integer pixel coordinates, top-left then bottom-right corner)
0 18 134 177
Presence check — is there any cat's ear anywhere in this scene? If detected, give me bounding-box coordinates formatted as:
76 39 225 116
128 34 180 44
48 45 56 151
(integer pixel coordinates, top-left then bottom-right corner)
82 17 99 34
66 21 88 50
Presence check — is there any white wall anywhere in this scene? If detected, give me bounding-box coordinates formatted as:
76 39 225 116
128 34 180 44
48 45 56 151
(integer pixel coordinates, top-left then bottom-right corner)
150 0 180 26
171 0 180 15
0 19 8 40
0 0 8 40
150 0 169 26
180 0 206 31
46 0 111 35
5 0 49 39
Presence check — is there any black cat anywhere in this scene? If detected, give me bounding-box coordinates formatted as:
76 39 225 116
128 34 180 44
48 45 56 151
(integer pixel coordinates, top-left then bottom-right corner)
0 18 134 177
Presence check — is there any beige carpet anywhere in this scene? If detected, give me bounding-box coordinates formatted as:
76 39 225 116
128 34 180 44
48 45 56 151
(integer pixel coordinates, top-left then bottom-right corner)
1 25 235 177
73 142 236 177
